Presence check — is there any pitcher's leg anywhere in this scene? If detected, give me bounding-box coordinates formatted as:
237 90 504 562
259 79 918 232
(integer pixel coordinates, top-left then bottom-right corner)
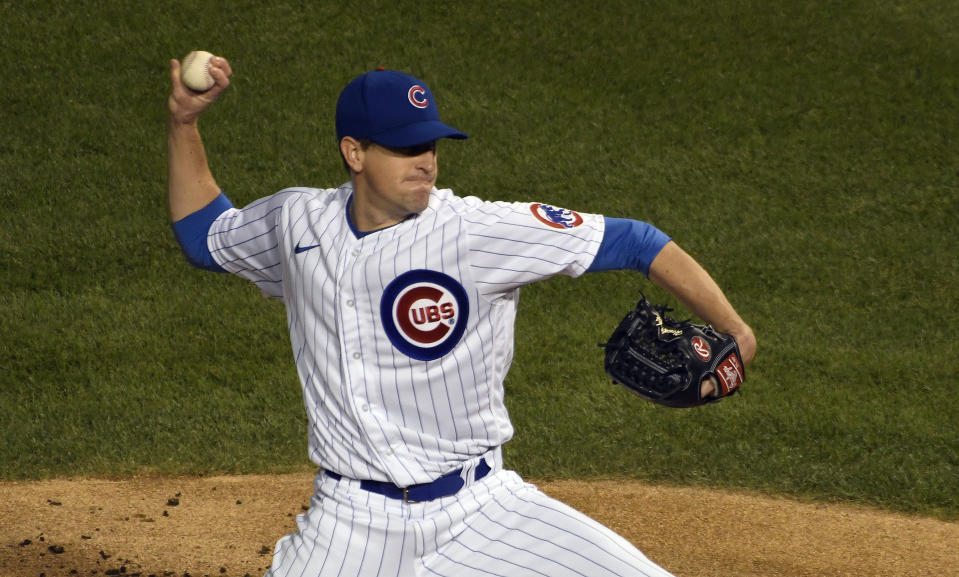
267 472 417 577
420 471 675 577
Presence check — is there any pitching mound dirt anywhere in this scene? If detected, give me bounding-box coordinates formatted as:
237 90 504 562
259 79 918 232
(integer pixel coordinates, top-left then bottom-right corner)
1 473 956 577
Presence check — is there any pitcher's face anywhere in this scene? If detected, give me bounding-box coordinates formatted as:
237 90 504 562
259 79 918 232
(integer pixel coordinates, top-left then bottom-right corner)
345 139 439 230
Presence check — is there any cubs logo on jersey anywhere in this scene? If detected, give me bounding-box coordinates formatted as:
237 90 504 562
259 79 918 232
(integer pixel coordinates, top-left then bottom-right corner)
529 203 584 229
381 269 469 361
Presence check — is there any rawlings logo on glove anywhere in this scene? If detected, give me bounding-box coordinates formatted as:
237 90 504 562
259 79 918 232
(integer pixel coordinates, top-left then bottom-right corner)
603 297 744 408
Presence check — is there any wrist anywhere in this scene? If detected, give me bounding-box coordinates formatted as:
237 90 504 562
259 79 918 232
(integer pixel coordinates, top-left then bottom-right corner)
168 114 199 131
728 324 757 365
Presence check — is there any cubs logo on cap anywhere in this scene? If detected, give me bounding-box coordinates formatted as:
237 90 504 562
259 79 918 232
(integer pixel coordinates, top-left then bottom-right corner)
530 203 584 229
381 270 470 361
408 85 429 108
336 69 468 148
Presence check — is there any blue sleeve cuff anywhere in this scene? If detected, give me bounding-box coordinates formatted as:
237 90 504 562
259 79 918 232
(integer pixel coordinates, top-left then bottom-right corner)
171 192 234 272
587 217 672 276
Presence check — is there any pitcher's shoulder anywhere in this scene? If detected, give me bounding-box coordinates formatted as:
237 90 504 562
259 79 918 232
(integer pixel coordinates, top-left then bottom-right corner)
429 187 497 214
276 183 351 211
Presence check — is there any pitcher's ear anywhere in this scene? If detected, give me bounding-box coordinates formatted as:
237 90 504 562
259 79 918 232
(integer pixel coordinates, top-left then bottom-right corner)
340 137 365 173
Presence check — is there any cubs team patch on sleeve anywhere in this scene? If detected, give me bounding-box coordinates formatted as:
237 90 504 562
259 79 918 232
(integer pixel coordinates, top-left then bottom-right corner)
529 203 584 229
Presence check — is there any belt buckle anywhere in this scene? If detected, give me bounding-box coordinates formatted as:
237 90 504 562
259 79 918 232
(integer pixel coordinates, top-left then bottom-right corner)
402 487 419 504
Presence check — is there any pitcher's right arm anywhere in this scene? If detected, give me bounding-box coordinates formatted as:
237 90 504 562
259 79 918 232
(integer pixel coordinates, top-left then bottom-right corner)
166 55 232 222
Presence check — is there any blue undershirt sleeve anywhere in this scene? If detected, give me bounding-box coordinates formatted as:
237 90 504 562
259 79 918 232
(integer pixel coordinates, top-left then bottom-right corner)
586 217 672 277
170 192 234 272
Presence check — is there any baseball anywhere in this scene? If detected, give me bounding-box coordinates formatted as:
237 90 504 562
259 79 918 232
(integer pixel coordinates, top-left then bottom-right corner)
180 50 216 92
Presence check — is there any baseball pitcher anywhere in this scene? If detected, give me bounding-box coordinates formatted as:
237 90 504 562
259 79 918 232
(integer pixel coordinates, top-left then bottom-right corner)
166 55 757 577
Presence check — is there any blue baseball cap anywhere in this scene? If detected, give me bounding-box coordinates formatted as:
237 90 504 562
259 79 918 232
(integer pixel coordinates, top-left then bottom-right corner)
335 69 468 148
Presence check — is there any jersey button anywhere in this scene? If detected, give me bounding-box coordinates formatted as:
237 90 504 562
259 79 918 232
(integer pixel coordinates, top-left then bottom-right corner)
352 352 362 360
346 299 355 307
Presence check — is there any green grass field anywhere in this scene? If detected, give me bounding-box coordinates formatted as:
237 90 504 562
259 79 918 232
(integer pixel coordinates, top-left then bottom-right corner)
2 1 957 520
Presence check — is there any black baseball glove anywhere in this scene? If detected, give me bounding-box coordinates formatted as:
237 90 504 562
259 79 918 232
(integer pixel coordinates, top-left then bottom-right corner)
603 297 744 408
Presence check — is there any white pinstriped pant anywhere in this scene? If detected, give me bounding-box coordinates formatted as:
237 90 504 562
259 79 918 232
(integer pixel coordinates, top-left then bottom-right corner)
265 463 675 577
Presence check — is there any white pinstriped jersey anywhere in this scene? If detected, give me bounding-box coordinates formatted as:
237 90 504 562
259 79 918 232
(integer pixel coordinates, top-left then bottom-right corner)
207 183 604 488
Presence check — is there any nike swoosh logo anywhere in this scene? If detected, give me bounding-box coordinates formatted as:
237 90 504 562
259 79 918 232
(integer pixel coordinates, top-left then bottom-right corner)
294 242 321 254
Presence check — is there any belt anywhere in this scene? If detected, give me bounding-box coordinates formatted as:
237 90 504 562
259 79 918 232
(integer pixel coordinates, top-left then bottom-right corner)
326 459 492 503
